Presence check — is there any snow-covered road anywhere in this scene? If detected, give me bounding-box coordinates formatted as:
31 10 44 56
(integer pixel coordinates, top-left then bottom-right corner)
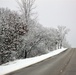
0 48 67 75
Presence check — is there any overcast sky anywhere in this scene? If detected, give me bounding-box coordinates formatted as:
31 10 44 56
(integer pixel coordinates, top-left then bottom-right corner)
0 0 76 47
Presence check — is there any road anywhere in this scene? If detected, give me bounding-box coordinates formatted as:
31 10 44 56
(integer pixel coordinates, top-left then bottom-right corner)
6 48 76 75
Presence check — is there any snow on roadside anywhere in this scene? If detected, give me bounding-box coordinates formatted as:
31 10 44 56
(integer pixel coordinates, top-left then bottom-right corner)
0 48 67 75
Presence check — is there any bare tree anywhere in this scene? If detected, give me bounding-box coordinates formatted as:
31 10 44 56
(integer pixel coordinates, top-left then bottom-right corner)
16 0 36 25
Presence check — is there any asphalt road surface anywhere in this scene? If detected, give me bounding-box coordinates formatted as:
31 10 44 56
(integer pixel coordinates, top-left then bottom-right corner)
6 48 76 75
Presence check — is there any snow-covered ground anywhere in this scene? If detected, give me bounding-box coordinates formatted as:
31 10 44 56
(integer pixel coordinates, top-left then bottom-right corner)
0 48 67 75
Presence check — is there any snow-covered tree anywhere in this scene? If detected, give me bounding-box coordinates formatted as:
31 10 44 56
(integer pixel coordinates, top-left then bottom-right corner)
0 8 28 64
57 26 70 48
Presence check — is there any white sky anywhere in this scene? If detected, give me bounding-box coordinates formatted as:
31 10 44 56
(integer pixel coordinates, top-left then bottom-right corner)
0 0 76 47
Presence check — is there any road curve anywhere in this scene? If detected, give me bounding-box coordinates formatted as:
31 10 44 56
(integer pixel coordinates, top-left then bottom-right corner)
6 48 76 75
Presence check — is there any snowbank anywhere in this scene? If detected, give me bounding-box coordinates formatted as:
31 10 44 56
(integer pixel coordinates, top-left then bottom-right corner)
0 48 67 75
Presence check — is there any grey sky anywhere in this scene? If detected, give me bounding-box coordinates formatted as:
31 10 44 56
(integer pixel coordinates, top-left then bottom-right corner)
0 0 76 47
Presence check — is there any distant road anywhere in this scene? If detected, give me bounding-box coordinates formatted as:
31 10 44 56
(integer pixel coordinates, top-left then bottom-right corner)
6 48 76 75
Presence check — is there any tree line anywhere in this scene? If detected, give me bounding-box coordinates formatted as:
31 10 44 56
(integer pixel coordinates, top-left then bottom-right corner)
0 0 70 65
